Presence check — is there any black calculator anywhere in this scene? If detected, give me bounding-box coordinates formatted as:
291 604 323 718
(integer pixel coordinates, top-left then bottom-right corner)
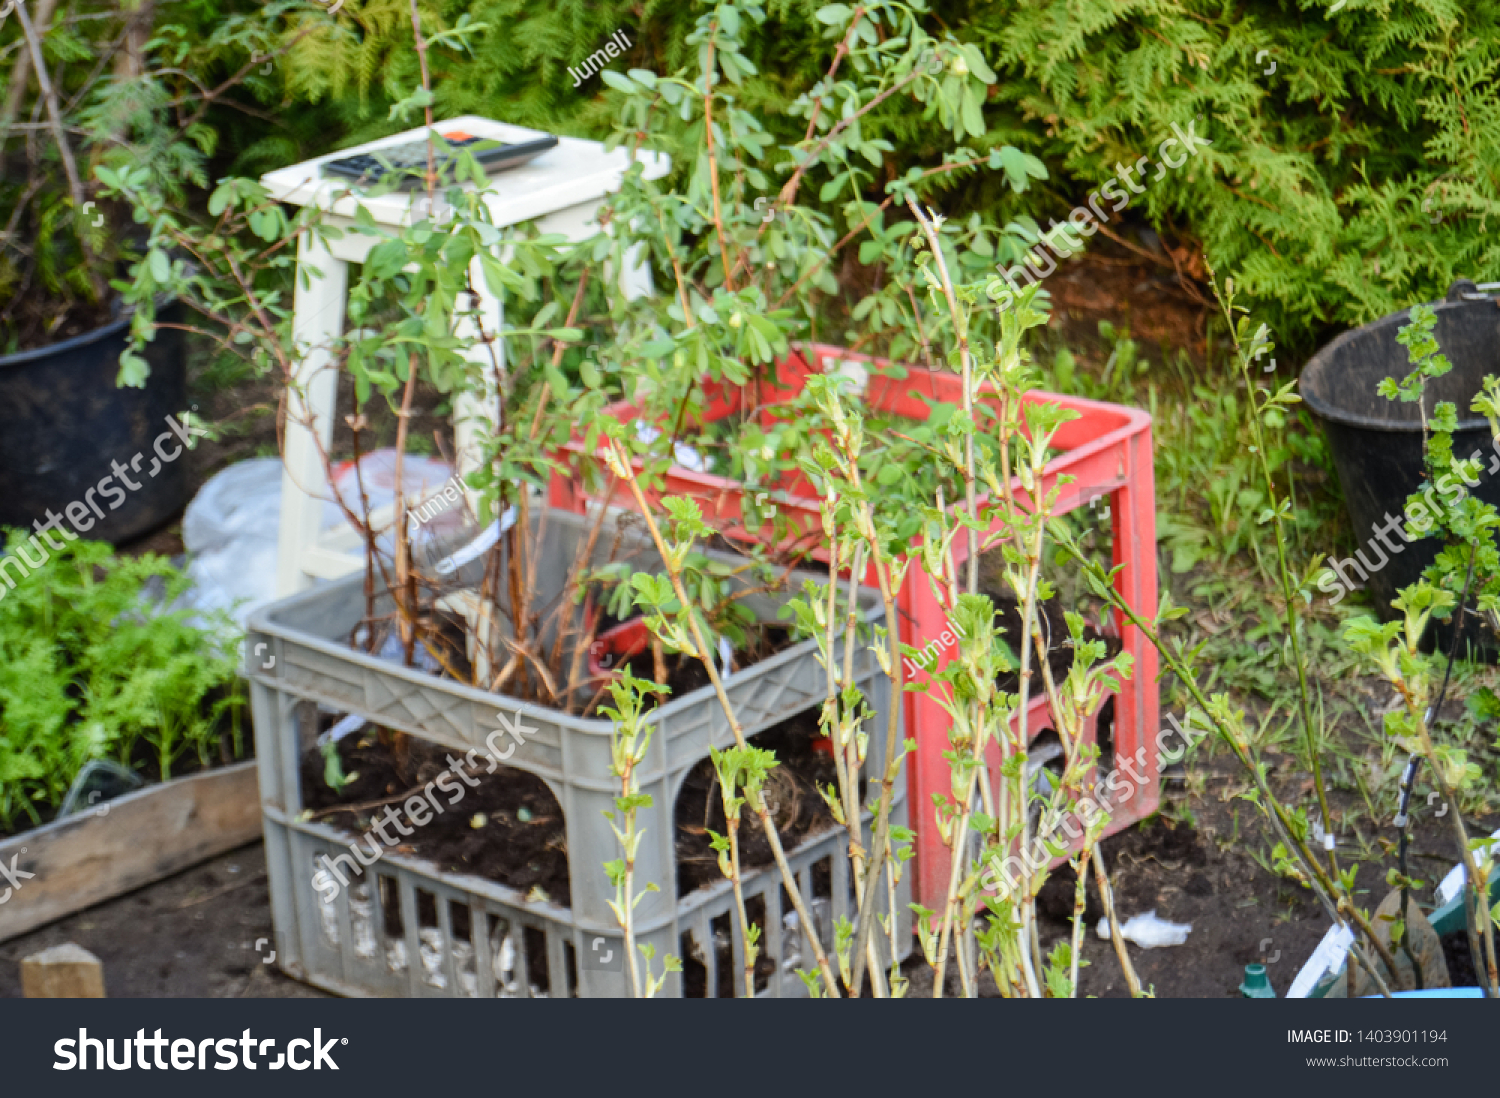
322 131 559 190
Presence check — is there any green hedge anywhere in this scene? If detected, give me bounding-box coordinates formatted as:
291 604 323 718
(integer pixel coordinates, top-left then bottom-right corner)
277 0 1500 346
976 0 1500 347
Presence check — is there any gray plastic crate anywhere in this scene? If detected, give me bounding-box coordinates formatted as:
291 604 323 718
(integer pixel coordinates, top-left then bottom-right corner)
247 509 910 997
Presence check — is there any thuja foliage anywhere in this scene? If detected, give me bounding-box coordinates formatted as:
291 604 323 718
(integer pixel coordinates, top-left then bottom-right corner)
0 534 244 833
974 0 1500 344
270 0 1499 346
266 0 1057 344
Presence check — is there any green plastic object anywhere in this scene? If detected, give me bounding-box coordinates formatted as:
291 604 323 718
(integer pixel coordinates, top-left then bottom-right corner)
1311 868 1500 997
1428 867 1500 938
1240 963 1276 998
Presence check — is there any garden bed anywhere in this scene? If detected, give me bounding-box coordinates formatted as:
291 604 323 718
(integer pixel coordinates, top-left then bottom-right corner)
0 534 253 941
301 707 841 910
0 761 261 945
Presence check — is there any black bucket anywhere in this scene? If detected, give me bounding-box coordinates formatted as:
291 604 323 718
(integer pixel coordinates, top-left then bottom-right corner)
1300 280 1500 650
0 300 189 544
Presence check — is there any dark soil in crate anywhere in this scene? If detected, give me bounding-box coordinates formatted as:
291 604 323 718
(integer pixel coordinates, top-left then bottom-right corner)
300 732 574 905
678 893 782 998
1441 929 1479 988
673 710 844 998
299 704 842 912
610 625 798 711
982 586 1123 695
673 707 842 895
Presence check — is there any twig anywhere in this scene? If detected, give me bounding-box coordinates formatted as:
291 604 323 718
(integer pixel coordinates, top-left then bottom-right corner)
0 0 57 175
1091 846 1144 996
700 28 736 292
13 0 105 301
175 870 267 910
606 439 843 996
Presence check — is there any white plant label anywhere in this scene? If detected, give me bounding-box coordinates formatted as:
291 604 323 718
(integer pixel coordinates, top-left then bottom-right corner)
1286 923 1355 999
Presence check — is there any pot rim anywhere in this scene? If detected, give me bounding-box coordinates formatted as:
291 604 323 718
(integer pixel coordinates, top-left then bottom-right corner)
1299 290 1498 435
0 295 175 371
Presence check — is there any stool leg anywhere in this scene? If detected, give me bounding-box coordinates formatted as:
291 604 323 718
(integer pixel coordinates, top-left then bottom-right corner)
276 233 348 597
453 255 505 516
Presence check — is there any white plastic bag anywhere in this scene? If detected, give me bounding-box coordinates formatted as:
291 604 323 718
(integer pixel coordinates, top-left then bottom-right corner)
1096 910 1193 949
179 451 461 628
179 458 285 627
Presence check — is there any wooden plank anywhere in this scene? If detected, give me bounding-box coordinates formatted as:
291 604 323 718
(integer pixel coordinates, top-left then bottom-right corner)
0 761 261 945
21 943 106 998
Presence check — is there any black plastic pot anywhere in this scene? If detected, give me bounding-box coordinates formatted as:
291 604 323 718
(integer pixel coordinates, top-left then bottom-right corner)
0 301 189 544
1300 280 1500 649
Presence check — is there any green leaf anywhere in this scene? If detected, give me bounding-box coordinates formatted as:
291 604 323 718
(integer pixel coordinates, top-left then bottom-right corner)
116 349 149 388
960 86 986 138
960 43 997 84
365 239 409 280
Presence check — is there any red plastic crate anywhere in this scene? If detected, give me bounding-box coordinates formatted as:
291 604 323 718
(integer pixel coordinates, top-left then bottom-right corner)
550 344 1159 907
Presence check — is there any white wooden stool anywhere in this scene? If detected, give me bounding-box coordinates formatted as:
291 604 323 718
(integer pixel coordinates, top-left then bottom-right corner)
259 116 668 597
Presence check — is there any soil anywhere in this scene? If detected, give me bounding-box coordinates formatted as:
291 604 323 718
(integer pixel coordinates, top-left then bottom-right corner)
299 705 841 912
1441 930 1477 988
612 624 797 708
1063 791 1483 999
0 843 327 999
2 292 119 358
976 581 1123 696
674 708 841 895
300 732 574 905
